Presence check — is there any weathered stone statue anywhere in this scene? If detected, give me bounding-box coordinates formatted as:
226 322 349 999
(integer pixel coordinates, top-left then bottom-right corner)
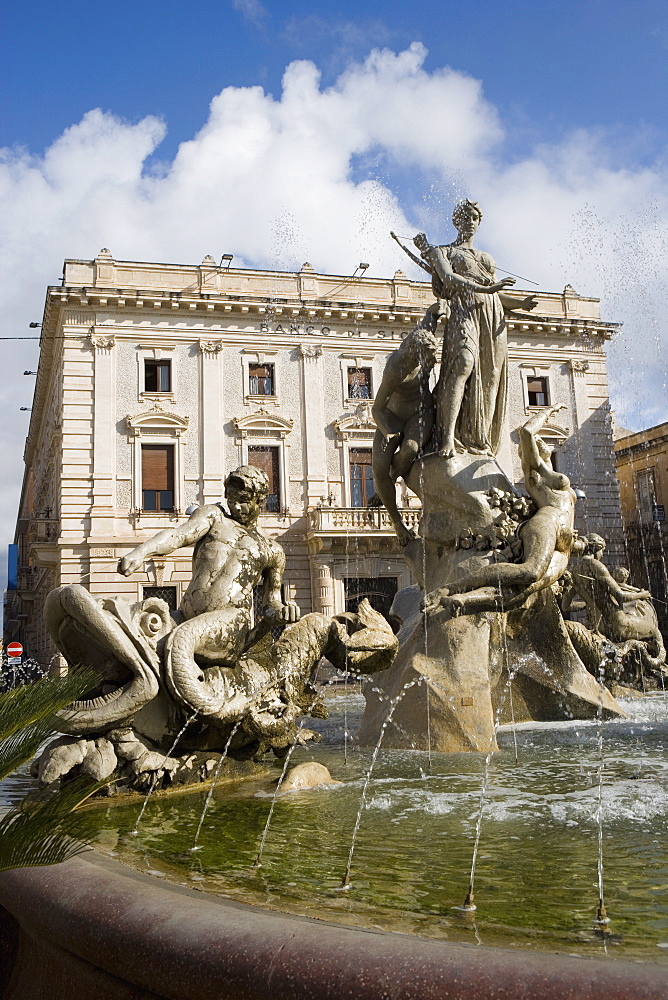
36 466 398 792
359 203 625 752
118 465 300 720
394 201 538 458
371 326 439 546
563 538 667 687
422 404 583 616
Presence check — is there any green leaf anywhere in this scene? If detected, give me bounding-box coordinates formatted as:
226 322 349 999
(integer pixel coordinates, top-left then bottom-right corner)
0 667 94 743
0 778 105 872
0 718 57 782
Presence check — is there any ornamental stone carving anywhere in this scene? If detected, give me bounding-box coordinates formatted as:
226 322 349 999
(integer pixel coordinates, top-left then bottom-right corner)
199 340 224 355
298 343 323 359
33 465 398 793
88 332 116 351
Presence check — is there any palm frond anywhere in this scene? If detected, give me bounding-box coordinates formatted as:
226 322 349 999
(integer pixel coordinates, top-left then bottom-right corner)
0 779 104 872
0 718 59 782
0 667 94 742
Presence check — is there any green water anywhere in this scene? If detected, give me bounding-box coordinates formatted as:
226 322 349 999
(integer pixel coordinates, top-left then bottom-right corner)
4 691 668 960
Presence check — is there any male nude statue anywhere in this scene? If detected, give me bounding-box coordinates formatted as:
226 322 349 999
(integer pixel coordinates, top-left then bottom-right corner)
423 404 582 616
118 465 299 718
371 325 440 545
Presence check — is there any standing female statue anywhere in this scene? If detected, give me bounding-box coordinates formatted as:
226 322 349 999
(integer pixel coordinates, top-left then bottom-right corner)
395 200 536 458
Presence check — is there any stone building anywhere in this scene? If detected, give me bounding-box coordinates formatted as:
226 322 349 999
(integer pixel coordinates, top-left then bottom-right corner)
4 253 624 665
614 420 668 641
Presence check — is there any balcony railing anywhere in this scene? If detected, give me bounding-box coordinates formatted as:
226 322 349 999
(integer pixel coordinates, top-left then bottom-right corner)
28 518 59 543
307 506 420 534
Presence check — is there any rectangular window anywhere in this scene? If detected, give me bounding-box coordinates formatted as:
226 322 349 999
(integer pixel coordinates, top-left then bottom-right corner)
248 445 280 512
349 448 374 507
527 376 549 407
348 367 372 400
636 470 655 523
144 360 172 393
142 586 177 611
249 363 275 396
141 445 174 512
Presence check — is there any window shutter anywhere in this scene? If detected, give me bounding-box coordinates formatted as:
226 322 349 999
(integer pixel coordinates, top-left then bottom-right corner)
142 445 173 489
142 445 175 511
248 446 280 511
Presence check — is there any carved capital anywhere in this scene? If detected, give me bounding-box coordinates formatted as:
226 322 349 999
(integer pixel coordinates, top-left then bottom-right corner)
570 359 590 375
298 343 322 359
199 340 223 355
88 331 116 351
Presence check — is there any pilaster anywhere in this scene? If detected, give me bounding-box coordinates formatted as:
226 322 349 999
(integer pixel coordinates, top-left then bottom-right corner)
199 340 224 504
298 344 328 507
89 331 116 536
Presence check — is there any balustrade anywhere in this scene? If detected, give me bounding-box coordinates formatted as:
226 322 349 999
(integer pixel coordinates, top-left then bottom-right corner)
307 506 420 534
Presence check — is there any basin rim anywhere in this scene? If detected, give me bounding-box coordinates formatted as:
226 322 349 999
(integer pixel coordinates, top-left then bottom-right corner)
0 851 665 1000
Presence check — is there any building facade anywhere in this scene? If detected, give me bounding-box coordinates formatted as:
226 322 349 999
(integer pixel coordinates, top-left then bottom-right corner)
4 252 624 665
614 421 668 641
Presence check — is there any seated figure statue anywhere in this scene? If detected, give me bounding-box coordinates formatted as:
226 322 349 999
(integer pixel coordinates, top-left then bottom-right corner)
423 404 582 616
118 465 300 720
371 325 440 545
39 464 400 788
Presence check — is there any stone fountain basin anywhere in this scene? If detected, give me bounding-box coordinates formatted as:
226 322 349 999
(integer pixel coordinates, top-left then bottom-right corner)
1 850 667 1000
1 691 667 997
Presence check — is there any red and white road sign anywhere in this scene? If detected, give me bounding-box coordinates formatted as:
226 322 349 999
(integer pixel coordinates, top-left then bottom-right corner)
6 642 23 657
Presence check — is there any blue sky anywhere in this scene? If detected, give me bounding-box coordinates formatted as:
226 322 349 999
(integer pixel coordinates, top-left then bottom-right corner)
3 0 668 164
0 0 667 557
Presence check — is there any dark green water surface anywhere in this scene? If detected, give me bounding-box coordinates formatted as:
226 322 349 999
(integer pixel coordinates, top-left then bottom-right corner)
4 690 668 961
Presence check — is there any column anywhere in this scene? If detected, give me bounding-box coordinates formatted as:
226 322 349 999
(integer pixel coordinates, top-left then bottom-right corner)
313 558 335 616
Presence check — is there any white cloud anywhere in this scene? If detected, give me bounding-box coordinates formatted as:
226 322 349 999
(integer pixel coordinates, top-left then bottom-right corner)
0 42 666 563
231 0 268 29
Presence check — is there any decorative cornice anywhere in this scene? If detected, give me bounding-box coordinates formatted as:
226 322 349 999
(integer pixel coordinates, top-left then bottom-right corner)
334 406 376 442
233 411 294 439
125 407 189 438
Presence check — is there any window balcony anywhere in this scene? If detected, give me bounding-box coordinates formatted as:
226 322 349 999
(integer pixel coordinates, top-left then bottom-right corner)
28 518 60 568
306 506 420 537
28 518 59 544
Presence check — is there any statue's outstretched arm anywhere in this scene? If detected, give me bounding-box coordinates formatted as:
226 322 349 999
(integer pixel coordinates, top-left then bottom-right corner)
390 232 431 274
595 560 651 606
499 292 539 312
118 507 216 576
519 404 566 473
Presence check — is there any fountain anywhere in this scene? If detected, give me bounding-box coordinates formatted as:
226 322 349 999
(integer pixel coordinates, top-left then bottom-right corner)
0 202 667 999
